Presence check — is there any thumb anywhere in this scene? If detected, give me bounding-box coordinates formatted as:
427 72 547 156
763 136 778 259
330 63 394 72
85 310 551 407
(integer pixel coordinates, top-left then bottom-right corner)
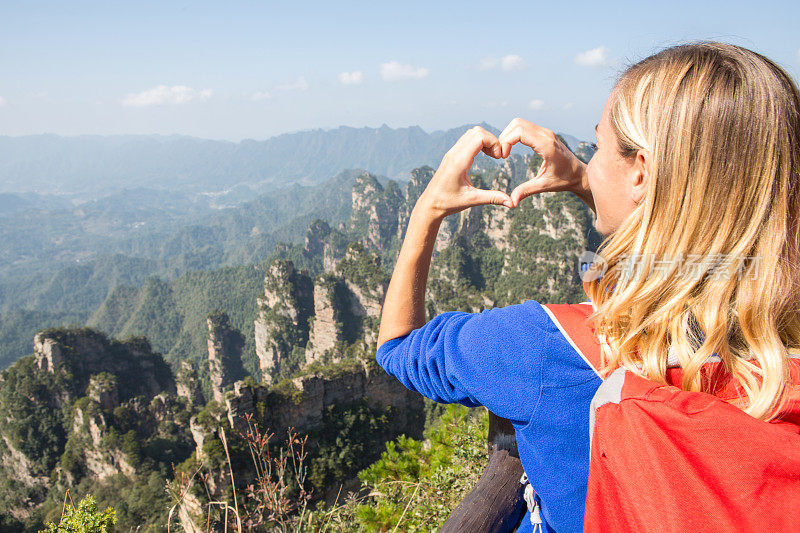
467 187 513 208
510 180 552 207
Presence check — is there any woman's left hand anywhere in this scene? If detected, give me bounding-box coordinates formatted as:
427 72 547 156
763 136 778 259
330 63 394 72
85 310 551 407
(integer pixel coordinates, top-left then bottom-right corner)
497 118 593 210
416 126 513 220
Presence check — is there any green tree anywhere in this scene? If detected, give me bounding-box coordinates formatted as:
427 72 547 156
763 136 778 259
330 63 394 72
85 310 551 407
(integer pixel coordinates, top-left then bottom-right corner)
40 494 115 533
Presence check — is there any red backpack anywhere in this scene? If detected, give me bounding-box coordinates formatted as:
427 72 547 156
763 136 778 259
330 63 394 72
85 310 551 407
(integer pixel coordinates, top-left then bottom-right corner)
543 302 800 532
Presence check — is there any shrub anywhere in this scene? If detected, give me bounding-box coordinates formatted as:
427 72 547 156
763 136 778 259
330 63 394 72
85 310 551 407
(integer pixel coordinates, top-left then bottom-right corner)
40 494 115 533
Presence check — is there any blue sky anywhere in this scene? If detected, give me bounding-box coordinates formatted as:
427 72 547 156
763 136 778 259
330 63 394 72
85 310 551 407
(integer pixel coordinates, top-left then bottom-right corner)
0 0 798 142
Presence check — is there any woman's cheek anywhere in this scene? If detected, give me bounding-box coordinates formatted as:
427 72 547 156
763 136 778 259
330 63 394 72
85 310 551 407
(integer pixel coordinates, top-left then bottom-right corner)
585 161 599 197
585 163 609 234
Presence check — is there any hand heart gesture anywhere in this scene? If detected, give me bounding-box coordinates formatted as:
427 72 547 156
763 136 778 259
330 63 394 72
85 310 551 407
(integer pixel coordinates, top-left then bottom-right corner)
417 126 513 220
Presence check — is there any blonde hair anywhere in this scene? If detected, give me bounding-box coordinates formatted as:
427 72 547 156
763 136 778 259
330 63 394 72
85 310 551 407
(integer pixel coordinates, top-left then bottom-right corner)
584 42 800 422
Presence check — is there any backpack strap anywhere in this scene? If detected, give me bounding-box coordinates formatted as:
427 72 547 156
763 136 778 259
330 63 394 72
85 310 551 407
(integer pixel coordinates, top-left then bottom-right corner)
541 301 603 377
542 302 626 452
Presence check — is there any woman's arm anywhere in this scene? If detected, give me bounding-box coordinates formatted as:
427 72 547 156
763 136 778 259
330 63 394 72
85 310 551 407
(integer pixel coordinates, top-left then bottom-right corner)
377 126 512 346
374 202 441 346
377 120 595 347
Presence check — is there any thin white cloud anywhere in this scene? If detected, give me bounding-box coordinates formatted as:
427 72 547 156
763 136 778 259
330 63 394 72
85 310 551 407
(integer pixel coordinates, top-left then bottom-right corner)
562 102 574 110
338 71 364 85
380 61 429 81
0 96 6 107
797 48 800 63
484 101 508 109
121 85 212 107
575 46 609 67
275 76 309 92
528 99 545 110
477 54 527 71
251 91 272 101
251 76 309 102
500 54 527 71
477 57 499 71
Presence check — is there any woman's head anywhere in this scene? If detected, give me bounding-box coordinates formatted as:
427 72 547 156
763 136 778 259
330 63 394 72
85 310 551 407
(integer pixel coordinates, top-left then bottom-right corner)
584 42 800 421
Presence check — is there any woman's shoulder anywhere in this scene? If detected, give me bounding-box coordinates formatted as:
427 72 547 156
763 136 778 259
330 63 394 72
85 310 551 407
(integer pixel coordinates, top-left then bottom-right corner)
481 300 601 379
476 299 586 331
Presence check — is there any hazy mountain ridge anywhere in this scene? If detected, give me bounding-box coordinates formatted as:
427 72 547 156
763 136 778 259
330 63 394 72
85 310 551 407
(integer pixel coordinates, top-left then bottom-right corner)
0 123 503 198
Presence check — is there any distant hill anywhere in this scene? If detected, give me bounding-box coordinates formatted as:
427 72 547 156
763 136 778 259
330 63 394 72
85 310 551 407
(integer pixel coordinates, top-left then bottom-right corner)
0 123 505 198
0 192 73 215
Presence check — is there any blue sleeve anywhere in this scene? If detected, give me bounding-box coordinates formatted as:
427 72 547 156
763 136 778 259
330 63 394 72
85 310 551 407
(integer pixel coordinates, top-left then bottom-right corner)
376 300 562 425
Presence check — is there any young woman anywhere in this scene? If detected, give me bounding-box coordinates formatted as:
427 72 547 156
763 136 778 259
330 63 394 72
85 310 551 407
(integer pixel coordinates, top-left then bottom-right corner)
375 42 800 532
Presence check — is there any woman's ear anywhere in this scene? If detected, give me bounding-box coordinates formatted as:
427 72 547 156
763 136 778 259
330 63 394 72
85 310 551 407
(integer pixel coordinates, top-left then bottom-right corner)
631 149 649 205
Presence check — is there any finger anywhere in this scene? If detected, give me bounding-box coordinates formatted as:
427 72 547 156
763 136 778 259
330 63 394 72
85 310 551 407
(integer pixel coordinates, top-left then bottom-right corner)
509 174 559 207
451 127 502 169
498 119 557 160
497 121 515 158
498 119 529 158
498 118 525 157
466 187 513 208
472 126 503 159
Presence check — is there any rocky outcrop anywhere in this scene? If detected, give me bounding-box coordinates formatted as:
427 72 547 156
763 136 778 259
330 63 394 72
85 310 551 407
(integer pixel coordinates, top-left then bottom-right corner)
34 333 65 372
396 166 434 243
176 361 205 405
0 329 185 522
223 360 424 439
0 435 50 521
253 260 314 382
481 171 513 251
349 172 403 252
573 141 597 164
305 277 344 365
207 312 246 402
71 400 136 480
32 329 175 400
304 219 331 259
86 373 119 411
305 244 388 365
177 492 205 533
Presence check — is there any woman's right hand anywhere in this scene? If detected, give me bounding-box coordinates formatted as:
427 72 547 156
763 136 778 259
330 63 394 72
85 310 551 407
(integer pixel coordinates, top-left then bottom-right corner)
498 118 594 210
416 126 513 221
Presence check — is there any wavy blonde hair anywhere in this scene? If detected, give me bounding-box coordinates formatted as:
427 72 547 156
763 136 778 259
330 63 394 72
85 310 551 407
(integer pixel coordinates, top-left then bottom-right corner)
584 42 800 422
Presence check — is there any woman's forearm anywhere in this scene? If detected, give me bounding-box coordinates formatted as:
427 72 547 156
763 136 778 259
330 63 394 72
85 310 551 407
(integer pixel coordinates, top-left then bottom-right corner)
377 201 443 347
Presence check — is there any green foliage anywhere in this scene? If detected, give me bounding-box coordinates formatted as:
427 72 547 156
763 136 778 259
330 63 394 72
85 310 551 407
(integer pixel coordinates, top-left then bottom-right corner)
336 242 389 291
309 400 395 492
356 405 487 531
297 349 370 380
0 356 71 477
195 400 226 431
40 494 115 533
306 405 488 532
269 378 305 405
88 263 264 376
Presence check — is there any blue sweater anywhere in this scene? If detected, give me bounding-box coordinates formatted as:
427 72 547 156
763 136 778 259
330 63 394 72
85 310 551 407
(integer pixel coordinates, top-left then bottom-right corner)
375 299 603 532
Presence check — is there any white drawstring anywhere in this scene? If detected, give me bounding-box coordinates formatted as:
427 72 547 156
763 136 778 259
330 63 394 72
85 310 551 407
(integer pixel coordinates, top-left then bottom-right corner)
520 472 543 532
